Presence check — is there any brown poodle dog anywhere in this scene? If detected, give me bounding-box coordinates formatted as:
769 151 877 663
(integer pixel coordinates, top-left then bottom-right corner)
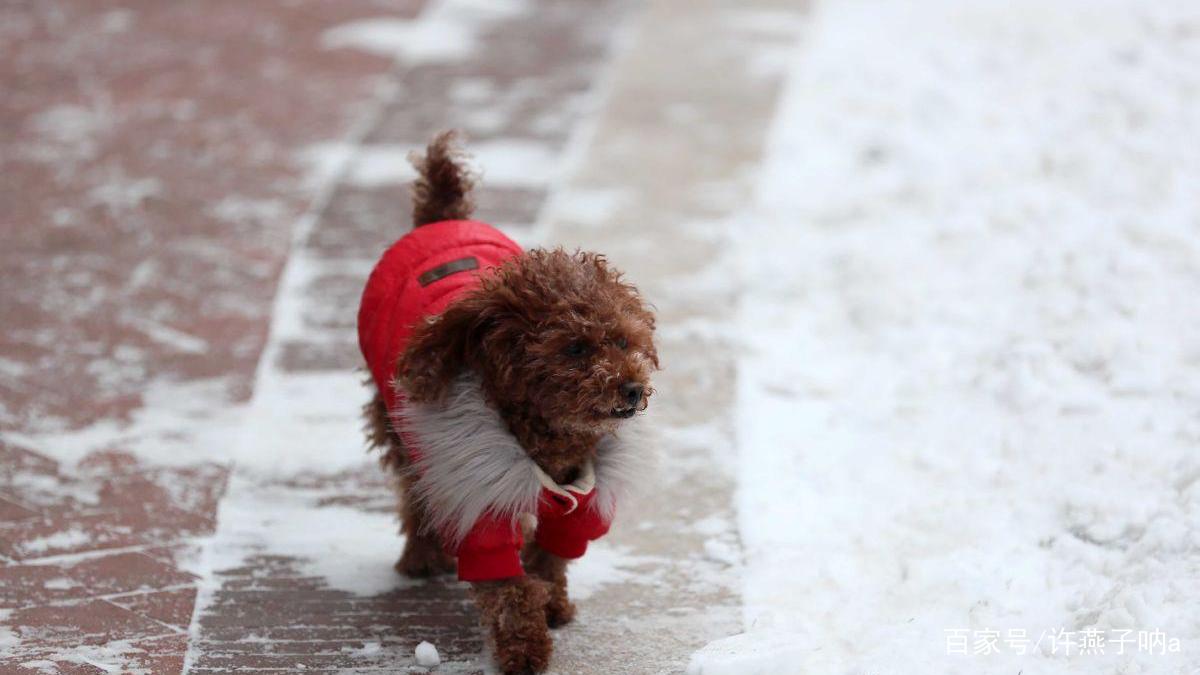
358 132 657 674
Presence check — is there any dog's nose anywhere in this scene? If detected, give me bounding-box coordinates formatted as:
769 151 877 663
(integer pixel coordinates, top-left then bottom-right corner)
619 382 644 407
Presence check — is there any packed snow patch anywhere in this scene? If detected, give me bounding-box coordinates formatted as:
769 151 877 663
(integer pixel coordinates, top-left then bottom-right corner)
304 138 559 190
322 0 531 64
546 188 631 228
686 630 809 675
209 474 406 597
20 528 91 556
342 641 382 657
42 577 79 590
415 640 441 667
5 377 245 467
32 640 146 674
468 139 560 189
568 542 654 601
691 0 1200 673
0 613 21 652
298 142 357 191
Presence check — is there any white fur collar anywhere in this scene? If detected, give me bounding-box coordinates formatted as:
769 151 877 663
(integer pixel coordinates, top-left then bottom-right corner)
391 375 653 546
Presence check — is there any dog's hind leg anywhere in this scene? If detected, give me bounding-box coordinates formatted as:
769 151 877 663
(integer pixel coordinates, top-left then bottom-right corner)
522 543 575 628
364 390 455 577
395 475 456 577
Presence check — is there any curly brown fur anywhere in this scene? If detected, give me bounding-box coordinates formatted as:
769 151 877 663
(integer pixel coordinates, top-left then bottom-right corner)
523 544 575 628
472 577 554 675
398 248 658 483
364 391 455 577
363 390 402 470
411 130 475 227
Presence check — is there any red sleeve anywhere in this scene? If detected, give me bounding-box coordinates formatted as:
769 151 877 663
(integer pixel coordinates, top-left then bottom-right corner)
535 505 612 560
454 515 524 582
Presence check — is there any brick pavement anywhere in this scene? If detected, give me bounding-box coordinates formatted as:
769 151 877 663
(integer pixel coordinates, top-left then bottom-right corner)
1 0 805 671
2 1 393 672
3 0 637 672
186 1 635 671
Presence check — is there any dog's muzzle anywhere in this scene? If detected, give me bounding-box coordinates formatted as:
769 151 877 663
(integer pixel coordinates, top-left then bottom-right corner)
611 382 645 418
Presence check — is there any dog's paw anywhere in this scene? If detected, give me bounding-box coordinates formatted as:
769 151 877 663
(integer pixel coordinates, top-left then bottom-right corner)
495 631 552 674
545 597 576 628
475 577 554 673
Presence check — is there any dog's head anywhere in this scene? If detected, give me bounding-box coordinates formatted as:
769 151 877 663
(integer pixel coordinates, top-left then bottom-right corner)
397 248 658 433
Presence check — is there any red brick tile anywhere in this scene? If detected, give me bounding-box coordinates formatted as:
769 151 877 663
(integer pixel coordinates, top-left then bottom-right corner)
0 0 400 433
0 513 140 560
5 599 171 647
0 478 98 516
67 551 197 597
0 442 58 481
76 450 143 476
0 563 87 608
191 554 482 668
0 634 189 675
139 542 202 569
0 459 228 561
0 497 39 522
97 463 230 520
108 587 197 631
0 550 193 607
0 659 107 675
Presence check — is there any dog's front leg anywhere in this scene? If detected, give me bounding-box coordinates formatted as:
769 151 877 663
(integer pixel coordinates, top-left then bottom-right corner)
522 543 574 628
472 576 553 674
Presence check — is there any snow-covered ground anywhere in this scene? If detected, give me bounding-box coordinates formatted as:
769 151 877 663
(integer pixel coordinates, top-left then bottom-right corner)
8 0 1198 671
693 1 1200 673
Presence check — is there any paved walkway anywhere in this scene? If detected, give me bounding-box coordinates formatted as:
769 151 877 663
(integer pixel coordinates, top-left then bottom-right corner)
1 0 802 672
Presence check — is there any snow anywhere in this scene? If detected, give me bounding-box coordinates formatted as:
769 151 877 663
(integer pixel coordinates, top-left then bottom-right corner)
686 630 809 675
346 145 420 188
87 175 161 213
0 612 21 652
542 188 630 228
690 0 1200 673
564 542 654 601
415 640 441 667
27 640 147 674
302 139 560 190
20 528 92 555
342 641 382 657
5 376 245 466
322 0 531 64
208 196 289 227
206 474 408 597
42 577 79 590
468 139 560 189
128 317 209 354
298 142 358 191
24 103 110 166
301 143 417 189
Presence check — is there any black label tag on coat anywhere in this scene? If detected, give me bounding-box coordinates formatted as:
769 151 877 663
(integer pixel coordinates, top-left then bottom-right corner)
418 256 479 286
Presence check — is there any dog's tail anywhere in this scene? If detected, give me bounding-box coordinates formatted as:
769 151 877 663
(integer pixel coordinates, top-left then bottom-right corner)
410 130 475 228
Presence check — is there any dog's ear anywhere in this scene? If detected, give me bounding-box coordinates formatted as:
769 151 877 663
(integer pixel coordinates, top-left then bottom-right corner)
396 289 498 402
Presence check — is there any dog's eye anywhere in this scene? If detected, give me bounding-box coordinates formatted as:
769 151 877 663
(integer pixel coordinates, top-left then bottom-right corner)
563 340 591 358
615 336 628 350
